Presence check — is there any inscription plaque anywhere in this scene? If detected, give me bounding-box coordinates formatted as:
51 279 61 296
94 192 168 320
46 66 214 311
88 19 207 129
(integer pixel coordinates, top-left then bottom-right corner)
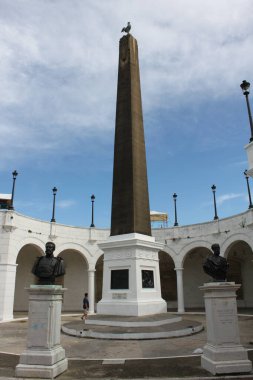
112 293 127 300
111 269 129 289
142 270 154 288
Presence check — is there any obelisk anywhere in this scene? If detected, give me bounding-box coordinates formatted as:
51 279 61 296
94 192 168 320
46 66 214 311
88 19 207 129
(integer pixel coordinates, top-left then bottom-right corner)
97 27 166 316
111 33 151 237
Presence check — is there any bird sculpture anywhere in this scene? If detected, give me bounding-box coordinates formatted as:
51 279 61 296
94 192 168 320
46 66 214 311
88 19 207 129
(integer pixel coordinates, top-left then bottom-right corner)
121 22 131 34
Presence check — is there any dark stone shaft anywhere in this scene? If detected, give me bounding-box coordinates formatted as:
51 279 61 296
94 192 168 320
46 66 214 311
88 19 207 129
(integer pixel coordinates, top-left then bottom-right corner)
111 34 151 236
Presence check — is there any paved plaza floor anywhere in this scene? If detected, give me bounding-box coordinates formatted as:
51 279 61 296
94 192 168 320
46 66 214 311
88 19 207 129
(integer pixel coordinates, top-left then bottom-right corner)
1 312 253 379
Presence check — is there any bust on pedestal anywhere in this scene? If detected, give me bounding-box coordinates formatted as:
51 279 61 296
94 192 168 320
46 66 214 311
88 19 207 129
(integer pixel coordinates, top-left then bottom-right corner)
15 242 68 379
203 244 228 282
200 244 252 375
32 241 65 285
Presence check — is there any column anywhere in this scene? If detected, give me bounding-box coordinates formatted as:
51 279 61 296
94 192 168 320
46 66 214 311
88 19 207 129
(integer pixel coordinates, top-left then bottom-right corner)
0 263 17 321
175 267 185 313
88 268 96 314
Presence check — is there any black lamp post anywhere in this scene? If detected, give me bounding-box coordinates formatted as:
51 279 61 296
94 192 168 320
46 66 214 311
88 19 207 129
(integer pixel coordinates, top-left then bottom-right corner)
90 194 95 227
240 80 253 143
244 170 253 209
51 187 57 223
9 170 18 210
211 184 219 220
173 193 178 226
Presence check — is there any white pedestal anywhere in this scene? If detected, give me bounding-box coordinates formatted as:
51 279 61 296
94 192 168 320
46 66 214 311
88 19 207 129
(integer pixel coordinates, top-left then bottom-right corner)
200 282 252 375
97 233 167 316
15 285 68 378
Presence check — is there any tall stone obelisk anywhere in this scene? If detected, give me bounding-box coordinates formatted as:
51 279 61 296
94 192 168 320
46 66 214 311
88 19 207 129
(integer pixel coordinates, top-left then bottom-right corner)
111 33 151 237
97 30 166 316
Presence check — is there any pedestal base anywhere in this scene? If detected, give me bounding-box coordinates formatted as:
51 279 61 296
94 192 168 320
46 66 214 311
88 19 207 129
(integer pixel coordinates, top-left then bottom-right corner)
97 233 167 316
201 343 252 375
97 299 167 316
16 358 68 379
200 282 252 375
17 345 66 366
15 285 68 378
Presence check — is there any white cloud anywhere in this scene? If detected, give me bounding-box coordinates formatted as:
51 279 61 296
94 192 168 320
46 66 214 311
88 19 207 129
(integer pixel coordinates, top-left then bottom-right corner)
57 200 77 209
217 193 246 205
0 0 252 165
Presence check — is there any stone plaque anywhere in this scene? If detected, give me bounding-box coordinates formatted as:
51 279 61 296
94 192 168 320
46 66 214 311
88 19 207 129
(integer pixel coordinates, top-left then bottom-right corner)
112 293 127 300
111 269 129 289
142 270 154 288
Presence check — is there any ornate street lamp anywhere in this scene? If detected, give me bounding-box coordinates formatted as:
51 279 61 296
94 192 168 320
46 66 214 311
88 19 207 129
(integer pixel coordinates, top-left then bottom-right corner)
240 80 253 142
211 184 219 220
9 170 18 210
51 187 57 223
173 193 178 226
90 194 95 227
244 170 253 209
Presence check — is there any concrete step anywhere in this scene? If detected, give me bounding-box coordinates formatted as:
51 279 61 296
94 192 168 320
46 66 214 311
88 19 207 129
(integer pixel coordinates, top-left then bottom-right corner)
85 313 182 327
62 315 204 340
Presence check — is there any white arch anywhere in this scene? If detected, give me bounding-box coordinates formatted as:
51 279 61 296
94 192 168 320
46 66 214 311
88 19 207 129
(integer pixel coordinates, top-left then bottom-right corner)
11 237 45 263
221 233 253 258
55 242 93 266
158 247 177 267
179 240 212 267
93 247 105 267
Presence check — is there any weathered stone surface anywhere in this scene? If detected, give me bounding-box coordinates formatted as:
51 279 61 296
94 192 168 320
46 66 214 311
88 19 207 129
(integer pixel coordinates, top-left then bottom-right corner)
111 34 151 236
200 282 252 375
15 285 68 378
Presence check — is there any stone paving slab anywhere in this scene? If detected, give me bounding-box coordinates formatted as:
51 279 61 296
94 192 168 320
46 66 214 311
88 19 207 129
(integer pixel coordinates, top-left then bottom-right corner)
1 353 253 379
0 313 253 379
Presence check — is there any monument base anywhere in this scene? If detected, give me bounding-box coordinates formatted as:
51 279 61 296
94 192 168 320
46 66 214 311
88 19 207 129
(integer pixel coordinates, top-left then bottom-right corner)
200 282 252 375
15 285 68 379
97 233 167 316
201 343 252 375
97 299 166 316
15 358 68 379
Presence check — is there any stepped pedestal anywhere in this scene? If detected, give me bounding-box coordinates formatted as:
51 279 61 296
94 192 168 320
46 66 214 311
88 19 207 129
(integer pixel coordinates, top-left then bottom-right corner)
200 282 252 375
15 285 68 379
97 233 167 316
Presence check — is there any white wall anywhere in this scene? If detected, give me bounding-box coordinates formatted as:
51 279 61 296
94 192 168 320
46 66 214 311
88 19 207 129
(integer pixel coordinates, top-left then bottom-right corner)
183 249 210 308
14 244 42 311
1 209 253 318
59 250 88 311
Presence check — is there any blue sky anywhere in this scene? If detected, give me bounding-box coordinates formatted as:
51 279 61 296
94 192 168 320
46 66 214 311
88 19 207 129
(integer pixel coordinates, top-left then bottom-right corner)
1 0 253 228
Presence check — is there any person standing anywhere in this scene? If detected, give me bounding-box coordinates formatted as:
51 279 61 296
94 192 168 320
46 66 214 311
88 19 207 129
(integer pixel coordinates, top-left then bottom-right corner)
81 293 89 321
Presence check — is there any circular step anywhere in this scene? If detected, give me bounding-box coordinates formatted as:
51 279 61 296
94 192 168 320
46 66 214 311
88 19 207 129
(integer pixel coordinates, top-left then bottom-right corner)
62 314 203 340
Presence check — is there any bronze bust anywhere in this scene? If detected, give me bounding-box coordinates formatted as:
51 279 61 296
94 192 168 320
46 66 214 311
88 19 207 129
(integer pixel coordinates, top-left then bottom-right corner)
32 242 65 285
203 244 228 281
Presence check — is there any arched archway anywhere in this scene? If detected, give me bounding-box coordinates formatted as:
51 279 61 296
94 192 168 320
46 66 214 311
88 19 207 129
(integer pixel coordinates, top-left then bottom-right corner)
225 240 253 308
58 249 88 311
95 254 104 306
14 244 43 312
158 251 176 310
183 247 211 309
